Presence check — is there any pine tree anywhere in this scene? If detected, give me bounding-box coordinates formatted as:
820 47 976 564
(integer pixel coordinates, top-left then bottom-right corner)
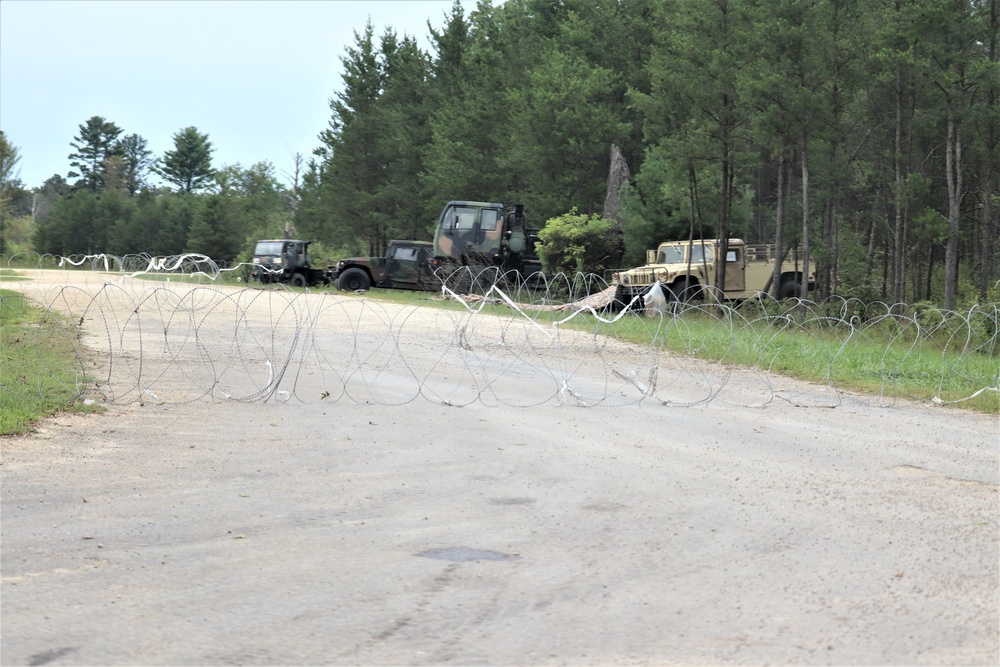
116 134 155 195
157 127 215 193
67 116 123 192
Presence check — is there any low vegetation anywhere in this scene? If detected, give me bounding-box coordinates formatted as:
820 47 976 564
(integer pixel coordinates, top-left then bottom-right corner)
0 289 99 435
591 308 998 415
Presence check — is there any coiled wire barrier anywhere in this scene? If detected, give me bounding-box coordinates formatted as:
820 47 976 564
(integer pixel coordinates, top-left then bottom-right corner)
2 252 998 410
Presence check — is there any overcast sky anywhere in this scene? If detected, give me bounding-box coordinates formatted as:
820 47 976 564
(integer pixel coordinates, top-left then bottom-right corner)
0 0 476 189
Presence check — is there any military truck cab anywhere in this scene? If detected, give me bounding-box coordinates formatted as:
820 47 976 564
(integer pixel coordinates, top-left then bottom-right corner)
252 239 314 286
432 201 541 277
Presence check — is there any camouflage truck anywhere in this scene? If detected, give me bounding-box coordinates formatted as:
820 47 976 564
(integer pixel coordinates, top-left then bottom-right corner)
332 200 542 292
432 201 541 279
613 238 815 306
251 239 333 287
332 240 436 292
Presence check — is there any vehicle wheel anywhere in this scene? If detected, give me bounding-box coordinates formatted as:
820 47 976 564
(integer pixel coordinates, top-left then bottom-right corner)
778 279 801 299
671 278 701 302
291 273 307 288
337 267 371 292
258 272 271 284
613 285 634 312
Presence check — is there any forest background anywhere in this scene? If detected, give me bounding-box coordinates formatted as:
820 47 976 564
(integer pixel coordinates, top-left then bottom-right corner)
0 0 997 309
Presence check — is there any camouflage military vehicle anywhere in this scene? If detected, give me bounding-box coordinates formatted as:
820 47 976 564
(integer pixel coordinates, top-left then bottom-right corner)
432 201 541 278
251 239 333 287
332 200 542 293
332 240 436 292
613 238 815 306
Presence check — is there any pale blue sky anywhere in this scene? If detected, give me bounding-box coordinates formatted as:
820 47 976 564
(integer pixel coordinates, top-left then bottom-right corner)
0 0 476 189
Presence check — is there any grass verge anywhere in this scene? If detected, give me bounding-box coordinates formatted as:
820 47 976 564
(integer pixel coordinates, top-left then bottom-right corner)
0 289 101 435
585 308 998 414
0 268 28 282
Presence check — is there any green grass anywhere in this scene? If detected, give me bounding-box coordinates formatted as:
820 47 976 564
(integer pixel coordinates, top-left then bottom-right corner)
0 268 28 282
0 289 101 435
128 270 245 286
579 308 999 414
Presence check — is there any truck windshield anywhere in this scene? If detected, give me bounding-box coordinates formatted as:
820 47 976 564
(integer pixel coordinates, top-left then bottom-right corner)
255 241 284 256
657 244 714 264
657 246 685 263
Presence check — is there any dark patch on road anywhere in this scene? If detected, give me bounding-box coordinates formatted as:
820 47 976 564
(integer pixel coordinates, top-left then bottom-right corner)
489 497 536 506
582 500 626 512
27 647 77 666
417 547 520 562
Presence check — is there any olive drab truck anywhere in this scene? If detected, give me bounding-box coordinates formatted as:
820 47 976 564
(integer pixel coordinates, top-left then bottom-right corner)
332 239 436 292
612 238 815 307
432 201 541 279
250 239 333 287
331 200 542 292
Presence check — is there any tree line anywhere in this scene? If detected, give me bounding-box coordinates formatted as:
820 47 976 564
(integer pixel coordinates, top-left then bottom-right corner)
0 119 292 262
1 0 997 308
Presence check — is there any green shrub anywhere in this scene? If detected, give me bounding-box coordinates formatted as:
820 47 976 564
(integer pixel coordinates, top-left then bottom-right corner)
537 209 618 276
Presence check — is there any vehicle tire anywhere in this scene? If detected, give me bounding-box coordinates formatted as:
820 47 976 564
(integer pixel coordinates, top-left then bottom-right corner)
613 285 634 313
291 273 307 288
778 279 801 300
671 278 701 302
337 267 371 292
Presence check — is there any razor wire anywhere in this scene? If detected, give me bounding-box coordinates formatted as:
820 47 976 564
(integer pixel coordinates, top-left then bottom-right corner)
2 252 997 410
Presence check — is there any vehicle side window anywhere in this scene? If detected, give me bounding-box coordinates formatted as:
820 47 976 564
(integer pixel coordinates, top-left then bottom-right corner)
481 209 499 231
691 245 712 264
393 247 419 261
727 250 739 262
454 207 476 230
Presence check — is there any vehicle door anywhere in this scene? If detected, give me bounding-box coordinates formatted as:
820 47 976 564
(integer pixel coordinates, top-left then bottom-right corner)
385 244 424 287
723 246 745 292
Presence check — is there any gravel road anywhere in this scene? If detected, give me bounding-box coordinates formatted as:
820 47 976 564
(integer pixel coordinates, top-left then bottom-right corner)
2 272 997 665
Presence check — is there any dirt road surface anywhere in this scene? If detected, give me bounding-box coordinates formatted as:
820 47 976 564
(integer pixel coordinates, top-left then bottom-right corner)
2 272 997 665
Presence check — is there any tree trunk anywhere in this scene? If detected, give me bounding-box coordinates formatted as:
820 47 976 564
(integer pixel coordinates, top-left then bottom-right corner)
892 65 906 304
830 196 840 296
714 106 733 298
863 212 877 288
771 149 787 298
800 130 811 302
926 244 935 301
602 143 630 268
943 102 962 309
982 0 998 301
881 235 889 299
